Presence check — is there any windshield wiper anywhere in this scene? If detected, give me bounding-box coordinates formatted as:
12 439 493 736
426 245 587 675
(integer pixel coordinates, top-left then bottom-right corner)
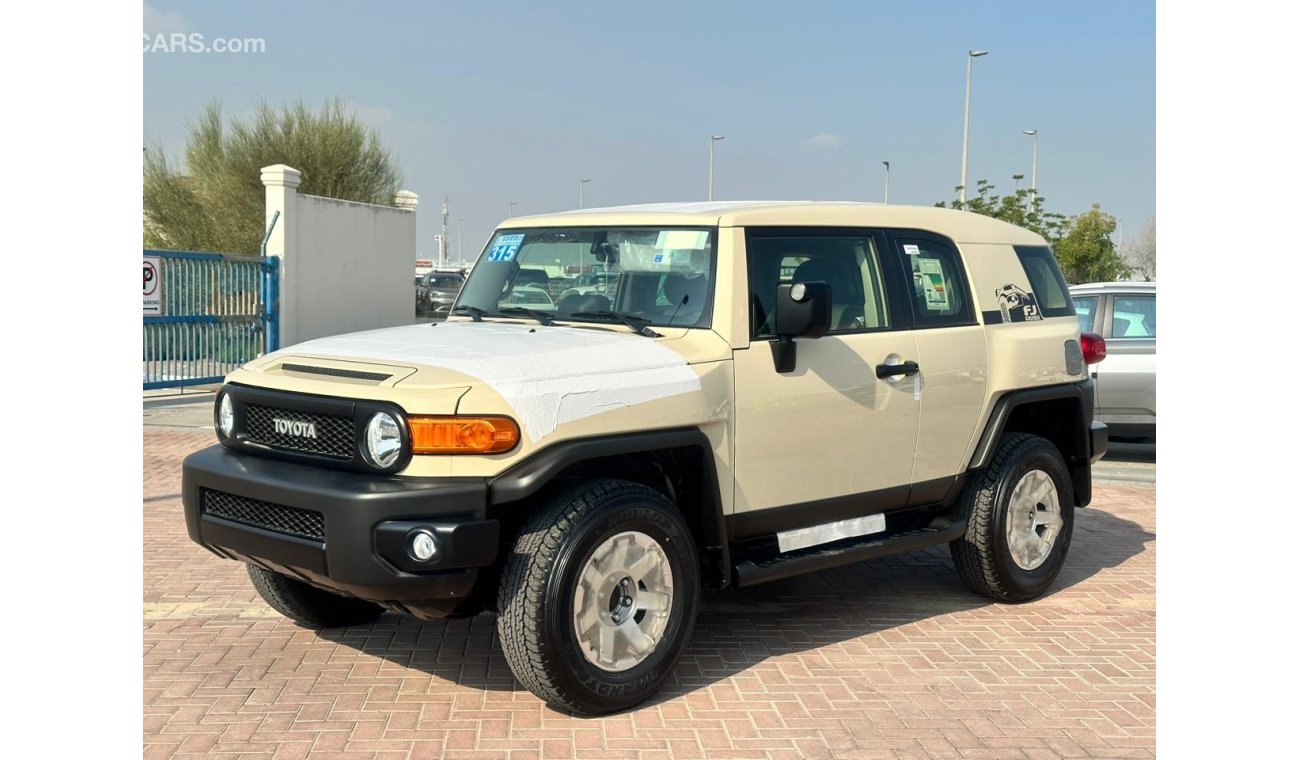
453 305 488 322
569 311 662 338
496 307 555 326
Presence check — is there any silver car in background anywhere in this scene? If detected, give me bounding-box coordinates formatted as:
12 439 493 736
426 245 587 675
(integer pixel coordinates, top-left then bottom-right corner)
1069 282 1156 441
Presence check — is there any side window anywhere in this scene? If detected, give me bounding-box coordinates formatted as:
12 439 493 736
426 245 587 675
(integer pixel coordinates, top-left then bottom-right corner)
1111 294 1155 338
894 237 975 327
1071 294 1099 333
747 230 890 339
1013 246 1076 317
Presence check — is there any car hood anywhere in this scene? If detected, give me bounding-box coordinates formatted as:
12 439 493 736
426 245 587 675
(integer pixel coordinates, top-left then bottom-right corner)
274 321 703 440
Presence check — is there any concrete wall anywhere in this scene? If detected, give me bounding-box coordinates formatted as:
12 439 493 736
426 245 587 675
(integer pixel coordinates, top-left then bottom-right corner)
262 164 418 347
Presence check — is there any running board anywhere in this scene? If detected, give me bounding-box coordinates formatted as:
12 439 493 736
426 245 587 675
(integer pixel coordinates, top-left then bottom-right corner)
731 519 968 588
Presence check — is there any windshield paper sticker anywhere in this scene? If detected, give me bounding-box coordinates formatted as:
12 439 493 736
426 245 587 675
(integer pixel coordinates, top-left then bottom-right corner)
918 258 949 310
903 244 921 256
655 230 709 252
487 234 524 262
650 243 702 271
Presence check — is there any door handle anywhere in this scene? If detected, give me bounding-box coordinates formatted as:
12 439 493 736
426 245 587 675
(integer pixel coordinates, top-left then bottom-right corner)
875 360 920 379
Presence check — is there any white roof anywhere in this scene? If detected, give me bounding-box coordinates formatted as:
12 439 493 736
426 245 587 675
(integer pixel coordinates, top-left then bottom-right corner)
500 201 1046 245
1069 281 1157 291
549 201 806 215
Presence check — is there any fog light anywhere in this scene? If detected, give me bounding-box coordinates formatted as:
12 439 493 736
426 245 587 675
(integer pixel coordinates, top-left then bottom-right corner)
408 529 440 563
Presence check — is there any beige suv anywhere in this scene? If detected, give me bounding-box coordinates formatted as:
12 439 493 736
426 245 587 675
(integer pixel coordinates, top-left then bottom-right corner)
183 202 1108 714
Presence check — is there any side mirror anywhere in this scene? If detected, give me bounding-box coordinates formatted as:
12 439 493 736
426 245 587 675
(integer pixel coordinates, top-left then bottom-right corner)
772 281 831 373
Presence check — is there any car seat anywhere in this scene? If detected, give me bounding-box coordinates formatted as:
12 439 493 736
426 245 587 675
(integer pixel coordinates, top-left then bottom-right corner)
792 257 863 330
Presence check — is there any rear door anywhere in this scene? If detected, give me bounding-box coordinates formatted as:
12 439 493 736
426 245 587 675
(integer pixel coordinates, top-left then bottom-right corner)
884 232 987 500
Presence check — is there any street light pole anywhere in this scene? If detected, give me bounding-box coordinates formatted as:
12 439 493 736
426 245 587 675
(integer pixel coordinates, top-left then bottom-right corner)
959 49 988 205
579 178 590 209
457 217 465 263
1022 129 1039 202
882 161 890 204
508 201 517 218
709 135 725 201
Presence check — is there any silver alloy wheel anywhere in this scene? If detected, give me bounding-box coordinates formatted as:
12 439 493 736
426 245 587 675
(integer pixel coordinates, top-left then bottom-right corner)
572 530 674 672
1005 469 1064 571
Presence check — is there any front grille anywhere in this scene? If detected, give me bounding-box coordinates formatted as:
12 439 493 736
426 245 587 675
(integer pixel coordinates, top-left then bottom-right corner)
245 403 354 459
201 488 325 541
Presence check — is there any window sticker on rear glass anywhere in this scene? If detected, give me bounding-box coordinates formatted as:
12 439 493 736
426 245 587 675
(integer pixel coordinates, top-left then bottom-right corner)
918 258 950 310
487 234 524 262
903 244 921 256
994 283 1042 322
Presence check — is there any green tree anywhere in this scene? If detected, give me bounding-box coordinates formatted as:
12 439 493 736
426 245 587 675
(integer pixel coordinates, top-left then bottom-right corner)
144 100 404 254
1053 204 1132 284
936 180 1134 283
935 178 1070 243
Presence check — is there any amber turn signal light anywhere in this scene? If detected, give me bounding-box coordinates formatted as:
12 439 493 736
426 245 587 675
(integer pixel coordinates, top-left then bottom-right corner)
408 416 520 454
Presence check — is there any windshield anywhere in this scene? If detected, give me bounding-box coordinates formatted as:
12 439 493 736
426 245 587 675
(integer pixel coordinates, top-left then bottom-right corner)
456 226 716 328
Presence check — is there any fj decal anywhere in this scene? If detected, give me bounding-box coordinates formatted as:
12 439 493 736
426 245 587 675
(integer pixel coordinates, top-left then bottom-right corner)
994 283 1042 323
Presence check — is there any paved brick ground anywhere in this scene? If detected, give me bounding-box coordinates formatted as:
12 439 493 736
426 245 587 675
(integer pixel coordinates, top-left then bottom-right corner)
145 429 1155 759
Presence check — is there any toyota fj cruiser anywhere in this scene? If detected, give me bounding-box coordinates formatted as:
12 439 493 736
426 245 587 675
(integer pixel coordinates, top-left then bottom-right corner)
183 201 1108 714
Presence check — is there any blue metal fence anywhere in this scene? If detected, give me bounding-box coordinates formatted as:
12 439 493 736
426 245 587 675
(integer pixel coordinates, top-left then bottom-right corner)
143 250 279 390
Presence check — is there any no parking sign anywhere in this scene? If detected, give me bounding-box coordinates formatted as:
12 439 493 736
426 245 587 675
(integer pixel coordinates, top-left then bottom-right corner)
143 256 161 315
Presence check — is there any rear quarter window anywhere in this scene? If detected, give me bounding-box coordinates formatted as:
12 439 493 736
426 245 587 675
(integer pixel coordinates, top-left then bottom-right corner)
1013 246 1075 318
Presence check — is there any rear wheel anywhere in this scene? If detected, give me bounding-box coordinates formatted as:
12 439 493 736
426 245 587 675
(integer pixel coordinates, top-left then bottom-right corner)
951 433 1075 602
497 479 699 715
247 565 385 628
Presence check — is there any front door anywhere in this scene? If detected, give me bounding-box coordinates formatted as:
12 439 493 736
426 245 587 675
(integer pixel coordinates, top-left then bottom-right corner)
732 227 920 531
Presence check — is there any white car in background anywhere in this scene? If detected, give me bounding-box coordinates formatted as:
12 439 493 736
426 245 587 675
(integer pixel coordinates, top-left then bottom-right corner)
558 270 621 300
500 284 555 310
1069 282 1156 441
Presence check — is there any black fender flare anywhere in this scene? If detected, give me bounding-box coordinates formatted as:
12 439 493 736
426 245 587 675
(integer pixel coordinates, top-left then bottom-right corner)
488 427 731 586
968 380 1098 507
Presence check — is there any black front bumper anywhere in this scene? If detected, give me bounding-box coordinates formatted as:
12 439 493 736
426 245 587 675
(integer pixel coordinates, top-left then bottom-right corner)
182 444 498 618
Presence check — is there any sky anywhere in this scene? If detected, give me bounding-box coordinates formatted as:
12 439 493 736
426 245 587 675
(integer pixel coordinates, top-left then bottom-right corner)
143 1 1155 263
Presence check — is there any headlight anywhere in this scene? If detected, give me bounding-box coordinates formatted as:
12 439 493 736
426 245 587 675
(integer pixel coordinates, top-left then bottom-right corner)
216 393 234 439
364 411 403 468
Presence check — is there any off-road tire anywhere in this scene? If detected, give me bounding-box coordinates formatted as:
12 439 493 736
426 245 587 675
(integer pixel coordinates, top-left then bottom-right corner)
951 433 1075 602
247 565 386 628
496 479 699 715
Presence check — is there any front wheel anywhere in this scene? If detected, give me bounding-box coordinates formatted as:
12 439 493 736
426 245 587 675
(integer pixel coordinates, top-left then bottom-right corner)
497 479 699 714
951 433 1075 602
